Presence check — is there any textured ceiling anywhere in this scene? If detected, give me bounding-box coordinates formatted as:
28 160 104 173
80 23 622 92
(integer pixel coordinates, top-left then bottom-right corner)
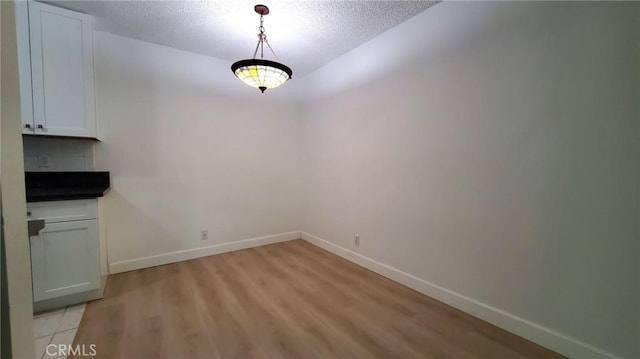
45 0 439 76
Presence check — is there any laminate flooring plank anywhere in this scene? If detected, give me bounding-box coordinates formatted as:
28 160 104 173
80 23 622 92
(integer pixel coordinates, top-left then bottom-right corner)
72 240 564 359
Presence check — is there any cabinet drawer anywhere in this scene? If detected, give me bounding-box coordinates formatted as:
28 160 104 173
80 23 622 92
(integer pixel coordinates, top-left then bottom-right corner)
28 199 97 223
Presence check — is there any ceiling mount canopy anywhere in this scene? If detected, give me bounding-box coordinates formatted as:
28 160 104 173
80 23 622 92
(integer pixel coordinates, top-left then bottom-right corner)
231 4 293 93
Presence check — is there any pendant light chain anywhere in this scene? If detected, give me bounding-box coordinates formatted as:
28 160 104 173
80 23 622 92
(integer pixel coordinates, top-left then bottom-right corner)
251 13 279 60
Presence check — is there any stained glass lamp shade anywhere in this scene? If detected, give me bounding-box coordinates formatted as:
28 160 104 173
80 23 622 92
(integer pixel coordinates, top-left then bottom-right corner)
231 4 293 93
231 59 292 93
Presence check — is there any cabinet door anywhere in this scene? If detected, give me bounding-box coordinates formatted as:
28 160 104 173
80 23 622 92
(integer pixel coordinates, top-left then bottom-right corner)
29 1 96 138
15 2 35 134
30 220 100 302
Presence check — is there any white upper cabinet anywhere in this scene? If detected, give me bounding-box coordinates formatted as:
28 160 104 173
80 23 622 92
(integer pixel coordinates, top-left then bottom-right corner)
18 1 97 139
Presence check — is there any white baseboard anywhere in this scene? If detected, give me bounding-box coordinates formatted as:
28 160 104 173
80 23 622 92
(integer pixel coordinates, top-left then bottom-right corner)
109 231 301 274
300 231 618 359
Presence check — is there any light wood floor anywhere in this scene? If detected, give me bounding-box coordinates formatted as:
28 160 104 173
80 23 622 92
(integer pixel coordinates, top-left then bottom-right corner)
73 240 563 359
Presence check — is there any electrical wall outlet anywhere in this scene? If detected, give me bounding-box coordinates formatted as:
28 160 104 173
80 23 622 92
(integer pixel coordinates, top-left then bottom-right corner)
38 154 51 168
354 234 360 247
201 229 208 241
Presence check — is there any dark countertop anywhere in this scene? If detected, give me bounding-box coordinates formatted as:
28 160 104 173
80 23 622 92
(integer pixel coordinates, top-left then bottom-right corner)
25 171 110 202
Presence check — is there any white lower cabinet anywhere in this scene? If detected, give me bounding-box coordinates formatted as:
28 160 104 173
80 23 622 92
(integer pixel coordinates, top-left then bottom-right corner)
30 220 100 301
28 199 101 305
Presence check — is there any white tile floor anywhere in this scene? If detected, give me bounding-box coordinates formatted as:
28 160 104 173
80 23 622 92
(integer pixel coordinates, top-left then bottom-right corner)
33 303 86 359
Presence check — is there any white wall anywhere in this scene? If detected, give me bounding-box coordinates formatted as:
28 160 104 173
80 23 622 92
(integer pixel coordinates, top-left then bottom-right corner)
1 1 34 357
90 2 638 358
93 32 303 269
300 2 639 358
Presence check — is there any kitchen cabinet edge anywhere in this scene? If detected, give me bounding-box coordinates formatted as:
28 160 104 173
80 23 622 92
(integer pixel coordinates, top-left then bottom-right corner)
22 133 102 142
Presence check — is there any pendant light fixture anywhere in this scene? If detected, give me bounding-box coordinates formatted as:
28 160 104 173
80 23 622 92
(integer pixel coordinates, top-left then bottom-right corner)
231 4 293 93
